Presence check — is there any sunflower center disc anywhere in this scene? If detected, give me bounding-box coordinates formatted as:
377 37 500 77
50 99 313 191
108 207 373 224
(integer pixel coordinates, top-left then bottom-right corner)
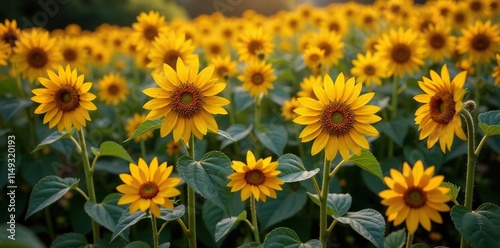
3 33 17 47
181 93 193 105
364 65 376 76
318 42 332 56
391 44 411 63
28 48 48 68
331 112 344 124
63 49 77 62
163 51 181 69
429 91 456 124
321 102 355 136
248 40 263 55
251 73 264 85
143 25 158 41
108 84 120 95
55 85 80 112
245 170 265 186
471 34 490 51
139 182 159 199
404 187 427 208
430 34 445 49
172 84 204 118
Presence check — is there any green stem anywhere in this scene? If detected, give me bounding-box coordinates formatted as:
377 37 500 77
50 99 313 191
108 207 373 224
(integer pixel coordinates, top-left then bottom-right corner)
326 219 337 233
77 129 100 243
329 159 346 178
405 233 413 248
319 156 331 247
250 196 261 244
158 221 169 236
43 208 55 241
186 134 197 248
254 94 263 158
115 108 123 141
15 72 26 99
74 187 90 201
388 75 399 158
140 140 147 159
475 135 488 157
151 214 159 248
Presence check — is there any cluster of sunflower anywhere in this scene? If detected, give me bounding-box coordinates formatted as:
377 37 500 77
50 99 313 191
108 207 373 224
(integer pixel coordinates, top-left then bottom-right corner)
2 0 500 247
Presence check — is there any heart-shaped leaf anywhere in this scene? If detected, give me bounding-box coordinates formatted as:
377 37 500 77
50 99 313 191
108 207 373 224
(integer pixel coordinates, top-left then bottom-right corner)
26 176 79 219
451 203 500 248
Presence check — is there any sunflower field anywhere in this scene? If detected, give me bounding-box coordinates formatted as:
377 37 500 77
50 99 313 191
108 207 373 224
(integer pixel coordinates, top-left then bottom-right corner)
1 0 500 247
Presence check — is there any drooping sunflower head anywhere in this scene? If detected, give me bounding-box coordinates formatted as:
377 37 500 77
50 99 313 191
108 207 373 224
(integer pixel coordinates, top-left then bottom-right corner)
117 157 181 218
227 150 284 202
282 97 300 121
31 65 97 133
350 51 388 87
414 64 467 153
375 27 426 77
293 73 381 161
0 19 21 55
379 160 452 234
493 53 500 87
131 10 169 53
147 31 196 73
457 20 500 64
237 59 277 98
143 56 230 144
423 23 456 62
125 113 153 143
235 27 274 62
209 55 238 81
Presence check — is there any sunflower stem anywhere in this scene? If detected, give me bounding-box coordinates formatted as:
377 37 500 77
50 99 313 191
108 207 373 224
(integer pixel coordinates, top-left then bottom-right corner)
151 214 159 248
319 156 332 247
140 140 147 159
76 129 100 243
254 93 263 158
74 187 90 201
186 134 197 248
405 233 413 248
329 159 345 178
475 135 488 157
388 75 399 158
43 208 55 241
250 195 261 244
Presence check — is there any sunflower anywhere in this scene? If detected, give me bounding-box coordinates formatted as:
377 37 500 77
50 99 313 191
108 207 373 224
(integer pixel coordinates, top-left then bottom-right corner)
31 65 97 133
117 157 181 218
166 140 182 156
131 11 169 53
227 150 284 202
450 3 471 30
303 46 325 73
465 0 489 18
379 160 451 234
282 11 304 36
147 31 196 73
11 29 62 82
364 33 382 53
143 57 229 144
58 36 88 73
297 75 323 99
429 0 454 18
209 55 238 81
125 113 154 143
98 73 129 106
202 37 227 59
90 43 111 66
320 15 348 38
414 64 467 153
0 41 9 66
375 28 426 77
309 29 344 67
410 8 440 33
493 54 500 87
422 24 456 62
234 27 274 61
350 51 388 87
0 19 21 55
293 73 381 161
457 20 500 64
237 59 277 98
355 6 380 31
282 97 300 121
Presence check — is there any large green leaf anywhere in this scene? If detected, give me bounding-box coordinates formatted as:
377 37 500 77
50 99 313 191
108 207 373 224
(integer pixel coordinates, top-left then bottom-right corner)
123 119 162 142
215 210 247 242
255 124 287 156
32 129 74 153
93 141 133 162
257 183 308 230
262 227 322 248
384 229 406 248
411 244 429 248
0 224 45 248
268 83 290 106
335 209 385 248
111 209 148 242
376 115 409 147
0 98 32 121
451 203 500 248
50 232 88 248
219 124 253 149
84 193 129 240
277 154 320 183
26 176 79 219
234 89 255 113
479 110 500 136
307 193 352 217
349 149 383 181
441 182 460 205
158 205 185 221
177 151 232 214
125 241 150 248
202 194 246 244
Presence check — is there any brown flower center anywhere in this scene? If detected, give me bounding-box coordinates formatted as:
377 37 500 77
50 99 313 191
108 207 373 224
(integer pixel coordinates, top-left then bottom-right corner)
404 187 427 208
471 34 490 51
248 40 263 55
222 29 233 39
171 84 204 118
390 4 401 14
107 84 120 95
364 65 376 76
143 25 158 41
2 32 18 47
27 48 48 68
420 20 433 32
439 7 450 17
209 44 221 55
251 73 265 85
54 85 80 112
321 102 355 136
139 182 159 199
491 2 498 11
429 34 445 49
309 53 320 63
216 66 228 78
245 169 265 186
318 42 332 57
328 22 340 32
454 12 465 24
363 16 374 25
289 19 298 29
469 0 483 12
391 44 411 64
163 50 181 69
429 91 456 124
63 48 77 62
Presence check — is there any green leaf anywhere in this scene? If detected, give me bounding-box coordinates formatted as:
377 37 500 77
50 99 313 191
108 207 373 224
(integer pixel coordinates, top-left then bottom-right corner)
96 141 133 162
32 129 74 153
215 210 247 242
217 129 237 143
255 124 287 156
479 110 500 136
307 193 352 217
0 98 32 121
202 194 246 244
441 182 460 205
411 244 429 248
26 176 79 219
262 227 322 248
268 83 290 106
277 154 320 183
384 229 406 248
50 232 87 248
84 193 129 240
349 149 383 181
158 205 185 221
125 241 150 248
234 89 255 113
237 242 261 248
177 151 232 214
123 119 162 142
335 209 385 248
219 124 253 149
158 243 170 248
451 203 500 248
111 209 148 242
376 115 409 147
0 224 45 248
